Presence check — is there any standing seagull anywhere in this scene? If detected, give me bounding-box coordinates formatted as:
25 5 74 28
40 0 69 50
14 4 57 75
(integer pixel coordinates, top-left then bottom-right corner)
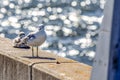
21 24 47 57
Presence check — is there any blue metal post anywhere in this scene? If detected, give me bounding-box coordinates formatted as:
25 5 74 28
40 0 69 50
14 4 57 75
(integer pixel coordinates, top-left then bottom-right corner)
91 0 120 80
108 0 120 80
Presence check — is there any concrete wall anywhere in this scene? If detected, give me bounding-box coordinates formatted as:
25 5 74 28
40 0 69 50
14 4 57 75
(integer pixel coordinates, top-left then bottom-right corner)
0 37 91 80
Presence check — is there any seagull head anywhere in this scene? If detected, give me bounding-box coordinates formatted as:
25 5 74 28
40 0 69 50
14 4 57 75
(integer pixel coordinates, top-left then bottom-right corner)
38 24 45 31
18 32 25 38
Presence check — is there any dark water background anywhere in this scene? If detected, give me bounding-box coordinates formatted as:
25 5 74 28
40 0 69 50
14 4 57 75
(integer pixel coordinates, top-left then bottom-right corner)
0 0 105 66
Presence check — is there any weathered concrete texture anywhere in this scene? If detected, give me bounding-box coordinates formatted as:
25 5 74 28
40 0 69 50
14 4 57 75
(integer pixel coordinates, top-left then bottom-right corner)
32 68 60 80
33 63 91 80
0 54 31 80
0 37 91 80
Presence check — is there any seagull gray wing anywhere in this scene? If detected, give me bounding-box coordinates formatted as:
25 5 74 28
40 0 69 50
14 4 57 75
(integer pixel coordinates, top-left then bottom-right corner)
26 33 36 40
20 33 36 44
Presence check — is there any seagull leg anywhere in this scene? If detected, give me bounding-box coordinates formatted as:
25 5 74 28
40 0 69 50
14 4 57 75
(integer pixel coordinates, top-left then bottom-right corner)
36 46 39 57
32 46 34 57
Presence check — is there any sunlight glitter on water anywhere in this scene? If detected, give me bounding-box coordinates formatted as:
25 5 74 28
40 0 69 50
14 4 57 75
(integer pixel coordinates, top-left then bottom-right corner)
0 0 106 65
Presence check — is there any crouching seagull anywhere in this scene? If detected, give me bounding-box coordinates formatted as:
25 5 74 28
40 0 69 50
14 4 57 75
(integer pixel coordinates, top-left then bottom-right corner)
13 32 30 48
20 24 47 57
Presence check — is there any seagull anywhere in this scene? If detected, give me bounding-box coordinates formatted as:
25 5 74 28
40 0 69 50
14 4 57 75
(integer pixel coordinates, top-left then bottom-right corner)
20 24 47 57
13 32 28 48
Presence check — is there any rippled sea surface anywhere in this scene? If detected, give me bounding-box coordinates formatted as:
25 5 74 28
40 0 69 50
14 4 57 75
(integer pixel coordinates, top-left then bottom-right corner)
0 0 105 65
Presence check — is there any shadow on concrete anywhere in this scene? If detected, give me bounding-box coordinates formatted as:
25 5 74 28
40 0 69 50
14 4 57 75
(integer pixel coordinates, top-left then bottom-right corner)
13 46 30 49
29 61 78 65
22 56 78 65
22 56 56 60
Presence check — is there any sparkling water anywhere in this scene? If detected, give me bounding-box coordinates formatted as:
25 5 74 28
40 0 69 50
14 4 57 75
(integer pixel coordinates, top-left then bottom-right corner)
0 0 105 66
